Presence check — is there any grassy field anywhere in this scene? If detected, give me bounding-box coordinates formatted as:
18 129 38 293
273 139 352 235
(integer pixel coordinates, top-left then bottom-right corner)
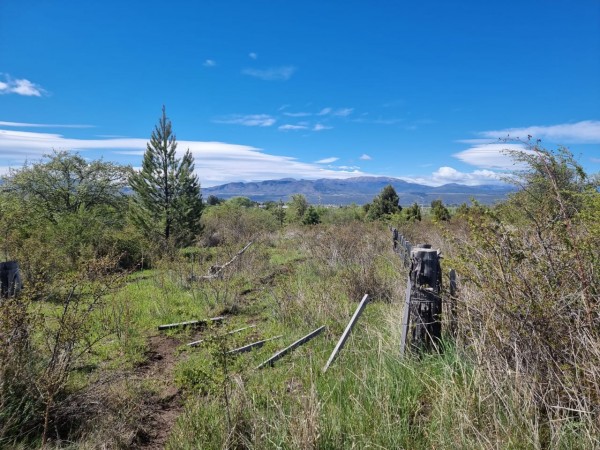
2 213 598 449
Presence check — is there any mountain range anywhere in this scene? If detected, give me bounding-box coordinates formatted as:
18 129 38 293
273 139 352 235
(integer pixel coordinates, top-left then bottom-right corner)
204 177 515 206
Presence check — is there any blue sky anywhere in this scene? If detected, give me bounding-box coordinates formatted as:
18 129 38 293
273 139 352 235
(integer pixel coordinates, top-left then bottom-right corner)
1 0 599 186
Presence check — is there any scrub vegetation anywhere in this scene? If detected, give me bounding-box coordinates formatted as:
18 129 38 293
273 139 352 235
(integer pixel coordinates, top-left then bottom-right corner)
1 128 598 448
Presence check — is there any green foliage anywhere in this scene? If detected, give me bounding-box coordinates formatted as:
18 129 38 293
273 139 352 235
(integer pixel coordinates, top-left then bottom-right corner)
448 144 600 438
201 202 277 245
129 106 203 247
404 202 422 222
302 205 321 225
366 184 402 220
430 199 450 222
287 194 309 223
1 150 130 222
225 196 256 208
0 151 132 268
206 194 224 206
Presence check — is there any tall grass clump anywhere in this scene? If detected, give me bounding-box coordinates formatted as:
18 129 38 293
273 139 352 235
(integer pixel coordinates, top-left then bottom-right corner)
446 144 600 447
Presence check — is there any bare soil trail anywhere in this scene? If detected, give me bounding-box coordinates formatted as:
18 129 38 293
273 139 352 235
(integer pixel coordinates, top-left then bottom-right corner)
136 334 185 449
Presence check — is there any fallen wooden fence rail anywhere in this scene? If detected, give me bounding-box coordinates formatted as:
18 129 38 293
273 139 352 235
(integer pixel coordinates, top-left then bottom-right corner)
257 325 326 369
323 294 370 373
197 241 253 280
187 325 256 347
158 316 225 331
227 335 283 356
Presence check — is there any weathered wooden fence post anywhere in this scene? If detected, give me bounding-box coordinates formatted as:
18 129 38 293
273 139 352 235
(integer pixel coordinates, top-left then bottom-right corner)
400 245 443 354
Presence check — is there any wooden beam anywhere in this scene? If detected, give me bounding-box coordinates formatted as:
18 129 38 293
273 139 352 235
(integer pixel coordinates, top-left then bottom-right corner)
227 335 283 356
158 316 225 331
187 325 256 347
257 325 326 369
323 294 370 373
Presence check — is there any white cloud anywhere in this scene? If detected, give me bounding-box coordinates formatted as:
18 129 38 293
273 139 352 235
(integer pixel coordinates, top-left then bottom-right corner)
249 52 258 60
480 120 600 144
283 112 312 117
333 108 353 117
453 143 531 169
0 128 369 186
400 166 505 186
213 114 275 127
590 157 600 163
317 107 353 117
313 124 332 131
359 154 372 160
203 59 216 67
278 124 308 131
0 75 45 96
315 157 339 164
0 121 93 128
242 66 296 81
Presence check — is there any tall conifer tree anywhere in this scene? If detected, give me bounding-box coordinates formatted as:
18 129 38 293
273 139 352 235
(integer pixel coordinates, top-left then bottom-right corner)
129 106 203 246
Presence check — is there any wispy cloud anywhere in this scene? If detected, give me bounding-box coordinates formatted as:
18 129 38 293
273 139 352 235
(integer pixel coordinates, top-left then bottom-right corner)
317 107 353 117
283 112 312 117
213 114 276 127
249 52 258 60
590 157 600 163
359 154 372 160
401 166 505 186
0 74 46 96
453 143 530 169
313 124 332 131
203 59 216 67
333 108 353 117
0 128 369 185
0 121 93 128
479 120 600 144
278 124 308 131
242 66 296 81
315 157 339 164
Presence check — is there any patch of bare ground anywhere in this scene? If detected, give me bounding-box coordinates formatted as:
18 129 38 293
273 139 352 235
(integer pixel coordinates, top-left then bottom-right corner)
134 334 184 449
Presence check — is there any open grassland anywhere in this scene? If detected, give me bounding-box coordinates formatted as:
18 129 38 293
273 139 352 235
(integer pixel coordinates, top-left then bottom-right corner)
3 213 598 449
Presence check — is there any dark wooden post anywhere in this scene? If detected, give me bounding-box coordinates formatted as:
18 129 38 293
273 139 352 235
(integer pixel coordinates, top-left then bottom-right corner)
401 245 443 355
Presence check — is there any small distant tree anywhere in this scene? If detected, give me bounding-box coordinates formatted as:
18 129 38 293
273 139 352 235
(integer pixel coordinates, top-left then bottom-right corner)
430 199 451 222
367 185 402 220
287 194 309 223
129 106 203 247
226 196 256 208
206 195 224 206
302 206 321 225
276 199 286 227
405 202 422 222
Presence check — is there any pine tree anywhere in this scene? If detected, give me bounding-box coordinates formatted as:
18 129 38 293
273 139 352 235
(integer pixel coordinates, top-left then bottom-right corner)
129 106 203 247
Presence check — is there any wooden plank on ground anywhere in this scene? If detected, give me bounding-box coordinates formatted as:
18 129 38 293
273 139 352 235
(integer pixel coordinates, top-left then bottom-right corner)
158 316 225 331
187 325 256 347
322 294 370 373
227 335 283 356
257 325 326 369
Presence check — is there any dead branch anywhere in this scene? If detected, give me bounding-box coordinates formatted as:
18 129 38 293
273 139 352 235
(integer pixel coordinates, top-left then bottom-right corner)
197 242 254 280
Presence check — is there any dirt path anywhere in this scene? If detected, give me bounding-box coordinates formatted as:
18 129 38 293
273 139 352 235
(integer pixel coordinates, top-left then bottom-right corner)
136 334 185 449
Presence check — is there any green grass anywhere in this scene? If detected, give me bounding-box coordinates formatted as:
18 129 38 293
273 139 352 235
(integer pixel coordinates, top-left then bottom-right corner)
6 223 598 449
